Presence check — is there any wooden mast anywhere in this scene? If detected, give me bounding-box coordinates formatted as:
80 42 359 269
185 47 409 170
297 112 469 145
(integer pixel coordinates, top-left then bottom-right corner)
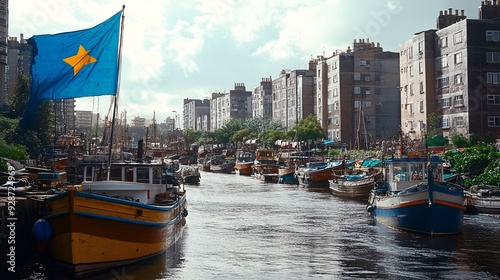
107 5 126 180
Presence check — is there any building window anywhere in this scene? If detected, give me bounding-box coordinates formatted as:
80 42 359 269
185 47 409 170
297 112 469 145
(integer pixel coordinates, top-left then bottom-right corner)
409 103 414 114
441 118 450 128
454 73 463 85
410 84 414 96
454 52 462 64
354 101 361 108
440 37 448 48
408 46 413 59
365 89 371 95
487 95 500 105
454 116 464 127
442 97 451 108
354 87 361 94
486 30 500 42
418 41 423 53
409 66 414 76
333 75 338 83
359 60 367 66
419 81 424 93
453 31 463 44
487 72 500 84
454 95 464 107
486 52 500 63
488 116 500 127
419 101 424 113
354 73 360 80
437 77 449 88
442 57 448 68
419 62 423 73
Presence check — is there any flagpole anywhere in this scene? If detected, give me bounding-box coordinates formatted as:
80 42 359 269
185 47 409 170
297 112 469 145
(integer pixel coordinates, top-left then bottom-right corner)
107 5 126 180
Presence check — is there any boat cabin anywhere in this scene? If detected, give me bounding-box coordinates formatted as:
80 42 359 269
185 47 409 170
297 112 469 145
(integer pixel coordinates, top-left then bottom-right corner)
81 162 163 184
385 156 444 191
79 162 167 204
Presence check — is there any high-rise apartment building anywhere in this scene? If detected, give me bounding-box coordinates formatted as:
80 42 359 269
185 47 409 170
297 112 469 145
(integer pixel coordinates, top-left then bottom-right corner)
318 39 400 148
252 77 273 122
183 98 210 131
7 34 31 103
401 3 500 140
272 67 315 130
210 84 251 131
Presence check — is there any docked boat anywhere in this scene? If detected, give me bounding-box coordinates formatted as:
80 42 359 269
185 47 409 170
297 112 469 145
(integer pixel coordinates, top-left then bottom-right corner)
329 170 383 200
468 185 500 214
367 154 465 235
197 156 211 172
277 166 298 184
296 160 345 188
177 165 201 184
234 150 255 176
253 149 280 181
210 155 235 174
44 161 188 277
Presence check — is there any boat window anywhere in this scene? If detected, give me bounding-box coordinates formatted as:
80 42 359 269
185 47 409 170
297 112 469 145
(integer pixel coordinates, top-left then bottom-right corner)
136 167 150 183
110 167 122 181
410 163 423 181
152 167 161 184
125 167 133 182
393 163 408 181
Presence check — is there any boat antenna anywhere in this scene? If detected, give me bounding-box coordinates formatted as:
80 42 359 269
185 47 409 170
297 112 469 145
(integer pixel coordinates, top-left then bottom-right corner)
107 5 126 180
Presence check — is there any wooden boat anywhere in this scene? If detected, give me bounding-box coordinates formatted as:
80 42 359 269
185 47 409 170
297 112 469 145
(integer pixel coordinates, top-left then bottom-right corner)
277 166 298 184
329 170 383 200
210 155 235 174
197 156 211 172
367 154 465 235
296 160 345 188
177 165 201 184
43 161 188 277
234 150 255 176
468 185 500 214
253 149 280 181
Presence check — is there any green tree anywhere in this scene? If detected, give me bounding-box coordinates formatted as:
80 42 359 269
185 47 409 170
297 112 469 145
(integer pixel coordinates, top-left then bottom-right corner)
426 112 439 137
8 71 31 118
441 145 499 180
470 160 500 186
184 129 202 147
0 139 28 172
259 129 286 148
289 114 324 143
0 116 18 142
5 72 55 157
450 133 469 148
231 128 251 148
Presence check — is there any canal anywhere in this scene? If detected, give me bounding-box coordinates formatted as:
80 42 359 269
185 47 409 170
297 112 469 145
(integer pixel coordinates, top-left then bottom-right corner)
11 170 500 279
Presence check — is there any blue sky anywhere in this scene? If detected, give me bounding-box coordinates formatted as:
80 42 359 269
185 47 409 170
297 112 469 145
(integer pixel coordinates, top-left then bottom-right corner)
9 0 482 126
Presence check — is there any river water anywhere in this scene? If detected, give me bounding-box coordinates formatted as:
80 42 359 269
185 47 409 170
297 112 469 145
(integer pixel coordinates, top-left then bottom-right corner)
11 170 500 279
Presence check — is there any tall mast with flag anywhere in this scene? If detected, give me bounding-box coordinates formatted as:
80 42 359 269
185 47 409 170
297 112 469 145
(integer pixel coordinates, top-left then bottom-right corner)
26 6 125 176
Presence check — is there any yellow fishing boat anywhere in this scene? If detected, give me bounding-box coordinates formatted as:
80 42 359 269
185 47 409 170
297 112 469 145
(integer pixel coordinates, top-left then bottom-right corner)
44 161 187 277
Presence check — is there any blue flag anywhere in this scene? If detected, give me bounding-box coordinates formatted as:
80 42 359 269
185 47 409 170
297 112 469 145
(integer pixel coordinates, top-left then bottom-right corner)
28 11 122 100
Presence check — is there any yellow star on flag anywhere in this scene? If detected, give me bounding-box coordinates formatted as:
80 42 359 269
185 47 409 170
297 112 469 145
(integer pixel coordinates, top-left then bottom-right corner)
63 45 97 76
